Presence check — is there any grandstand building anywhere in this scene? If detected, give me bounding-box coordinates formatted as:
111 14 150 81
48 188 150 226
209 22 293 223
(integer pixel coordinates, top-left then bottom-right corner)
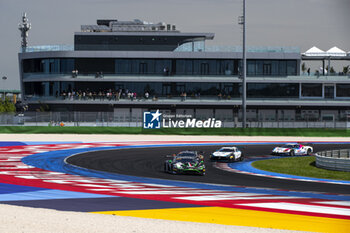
18 18 350 124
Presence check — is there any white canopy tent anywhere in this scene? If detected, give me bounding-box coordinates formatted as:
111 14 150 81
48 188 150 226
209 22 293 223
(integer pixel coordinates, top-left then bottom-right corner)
302 46 350 76
326 46 347 57
303 46 326 56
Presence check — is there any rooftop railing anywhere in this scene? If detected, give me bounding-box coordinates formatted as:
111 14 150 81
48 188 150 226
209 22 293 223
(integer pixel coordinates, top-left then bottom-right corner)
21 44 300 54
175 42 300 53
22 45 74 52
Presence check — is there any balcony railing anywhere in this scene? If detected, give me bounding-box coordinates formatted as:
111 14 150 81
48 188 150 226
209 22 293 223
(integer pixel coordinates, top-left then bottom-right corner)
21 45 74 52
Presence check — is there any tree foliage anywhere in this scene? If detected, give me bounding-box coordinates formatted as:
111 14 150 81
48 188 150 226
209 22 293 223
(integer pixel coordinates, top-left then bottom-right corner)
301 62 307 74
0 98 16 113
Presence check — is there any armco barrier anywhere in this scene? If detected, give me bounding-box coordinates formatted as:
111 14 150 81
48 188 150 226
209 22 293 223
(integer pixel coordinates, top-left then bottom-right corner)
316 149 350 172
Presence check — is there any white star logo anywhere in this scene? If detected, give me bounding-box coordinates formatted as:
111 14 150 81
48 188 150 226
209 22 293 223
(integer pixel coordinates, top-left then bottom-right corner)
150 110 162 122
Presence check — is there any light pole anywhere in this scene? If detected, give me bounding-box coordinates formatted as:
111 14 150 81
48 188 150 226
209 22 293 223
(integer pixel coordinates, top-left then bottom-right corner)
239 0 247 128
2 76 7 100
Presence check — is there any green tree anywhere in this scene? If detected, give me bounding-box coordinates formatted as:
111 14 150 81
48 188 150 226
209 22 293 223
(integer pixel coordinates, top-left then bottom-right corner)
4 100 16 112
343 65 349 75
0 97 16 113
0 103 5 113
301 62 307 74
330 66 336 75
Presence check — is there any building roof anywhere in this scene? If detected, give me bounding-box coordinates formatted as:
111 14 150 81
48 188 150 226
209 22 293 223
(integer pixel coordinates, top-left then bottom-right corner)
302 46 326 56
326 46 347 57
302 46 350 60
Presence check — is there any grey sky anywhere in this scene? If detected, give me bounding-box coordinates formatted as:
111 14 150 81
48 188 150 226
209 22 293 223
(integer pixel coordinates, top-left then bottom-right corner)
0 0 349 90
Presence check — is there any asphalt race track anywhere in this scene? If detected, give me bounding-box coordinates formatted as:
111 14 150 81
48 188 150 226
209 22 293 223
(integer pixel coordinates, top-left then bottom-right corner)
67 143 350 195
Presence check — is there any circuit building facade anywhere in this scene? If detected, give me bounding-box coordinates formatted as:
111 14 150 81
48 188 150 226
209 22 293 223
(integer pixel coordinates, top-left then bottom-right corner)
18 19 350 124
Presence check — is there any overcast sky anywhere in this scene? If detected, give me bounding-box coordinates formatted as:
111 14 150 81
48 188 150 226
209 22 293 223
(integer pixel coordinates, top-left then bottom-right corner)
0 0 349 90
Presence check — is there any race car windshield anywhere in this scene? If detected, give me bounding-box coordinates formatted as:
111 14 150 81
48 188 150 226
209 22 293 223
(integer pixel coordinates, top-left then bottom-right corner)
177 158 196 163
178 152 196 157
283 145 296 148
219 149 234 152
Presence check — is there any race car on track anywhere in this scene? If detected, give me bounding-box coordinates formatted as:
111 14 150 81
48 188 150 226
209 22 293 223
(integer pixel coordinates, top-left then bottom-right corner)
271 143 313 156
164 151 205 175
210 147 243 162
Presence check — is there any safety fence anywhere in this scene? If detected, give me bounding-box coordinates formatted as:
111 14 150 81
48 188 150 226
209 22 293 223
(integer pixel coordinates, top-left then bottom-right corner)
0 112 349 128
316 150 350 172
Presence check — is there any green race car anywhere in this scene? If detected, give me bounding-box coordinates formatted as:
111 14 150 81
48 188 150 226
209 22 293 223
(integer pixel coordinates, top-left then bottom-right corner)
164 151 205 175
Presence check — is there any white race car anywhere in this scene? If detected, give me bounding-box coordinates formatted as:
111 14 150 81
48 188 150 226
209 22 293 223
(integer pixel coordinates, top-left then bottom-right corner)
271 143 313 156
210 147 243 162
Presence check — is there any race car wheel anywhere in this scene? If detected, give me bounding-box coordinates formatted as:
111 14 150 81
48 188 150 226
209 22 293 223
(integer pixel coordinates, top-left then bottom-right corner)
290 150 295 156
307 149 312 155
239 155 244 161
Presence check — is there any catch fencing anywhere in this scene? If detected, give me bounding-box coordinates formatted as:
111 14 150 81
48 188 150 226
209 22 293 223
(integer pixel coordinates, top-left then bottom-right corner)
0 112 349 128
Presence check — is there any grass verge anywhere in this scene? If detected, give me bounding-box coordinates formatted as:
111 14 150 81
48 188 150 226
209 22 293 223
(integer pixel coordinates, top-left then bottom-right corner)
0 126 350 136
252 156 350 181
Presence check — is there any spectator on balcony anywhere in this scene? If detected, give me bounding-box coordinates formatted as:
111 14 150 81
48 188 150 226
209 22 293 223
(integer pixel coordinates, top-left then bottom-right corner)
218 92 222 100
163 67 169 76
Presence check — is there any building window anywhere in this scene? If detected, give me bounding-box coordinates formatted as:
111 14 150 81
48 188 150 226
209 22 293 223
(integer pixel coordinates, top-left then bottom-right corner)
287 61 297 75
301 83 322 97
200 63 209 75
248 83 298 98
263 63 272 75
336 84 350 97
247 60 256 76
139 63 148 74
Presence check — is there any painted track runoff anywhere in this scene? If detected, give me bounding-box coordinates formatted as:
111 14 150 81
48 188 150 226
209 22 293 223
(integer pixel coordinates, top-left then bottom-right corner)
0 140 350 232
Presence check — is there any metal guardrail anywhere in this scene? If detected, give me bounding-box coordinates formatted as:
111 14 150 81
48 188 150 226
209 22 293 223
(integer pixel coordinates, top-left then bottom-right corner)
315 149 350 172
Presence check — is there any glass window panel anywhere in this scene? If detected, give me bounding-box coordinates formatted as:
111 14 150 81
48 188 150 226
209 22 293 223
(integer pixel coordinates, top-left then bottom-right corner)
256 60 263 75
208 60 216 75
155 60 171 75
75 58 115 74
287 60 297 75
336 84 350 97
60 59 74 74
115 59 132 74
248 83 299 98
185 60 193 74
224 60 234 75
247 60 256 76
271 61 279 75
176 60 186 75
279 61 286 75
193 60 201 75
301 83 322 97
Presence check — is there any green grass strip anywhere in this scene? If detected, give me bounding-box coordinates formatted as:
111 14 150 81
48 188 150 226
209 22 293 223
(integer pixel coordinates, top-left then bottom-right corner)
252 156 350 181
0 126 350 136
